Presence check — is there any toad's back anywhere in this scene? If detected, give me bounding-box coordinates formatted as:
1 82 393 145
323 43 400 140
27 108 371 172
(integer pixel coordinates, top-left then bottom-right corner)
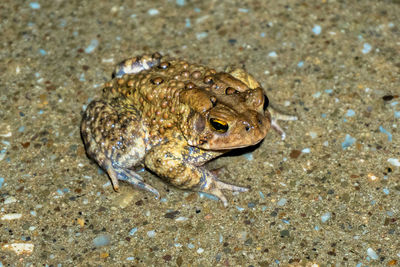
102 53 218 137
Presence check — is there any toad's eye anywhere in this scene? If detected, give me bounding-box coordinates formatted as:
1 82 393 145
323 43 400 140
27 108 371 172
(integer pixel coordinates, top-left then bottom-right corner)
209 118 229 133
263 94 269 111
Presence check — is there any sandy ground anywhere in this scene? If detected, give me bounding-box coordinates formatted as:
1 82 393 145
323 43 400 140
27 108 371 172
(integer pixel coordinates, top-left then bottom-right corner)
0 0 399 266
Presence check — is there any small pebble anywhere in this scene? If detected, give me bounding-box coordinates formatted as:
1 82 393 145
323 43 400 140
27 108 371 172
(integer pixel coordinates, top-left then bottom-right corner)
379 126 392 141
313 92 321 98
1 213 22 220
147 230 156 238
129 227 138 236
236 206 245 211
29 2 40 9
197 248 204 254
362 43 372 54
321 212 331 223
312 25 322 35
301 148 310 153
2 243 34 255
243 152 253 161
176 0 185 6
196 32 208 40
277 198 287 206
297 61 304 67
185 18 191 28
367 247 379 260
268 51 277 58
92 234 111 247
387 158 400 167
148 9 159 15
342 134 356 149
383 188 389 195
84 39 99 54
346 109 355 117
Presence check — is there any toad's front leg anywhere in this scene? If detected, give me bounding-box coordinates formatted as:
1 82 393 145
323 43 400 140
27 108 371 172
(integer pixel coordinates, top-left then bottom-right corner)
144 142 248 207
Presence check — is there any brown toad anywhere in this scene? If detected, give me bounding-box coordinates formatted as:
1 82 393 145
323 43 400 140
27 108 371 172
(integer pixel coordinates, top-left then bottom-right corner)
81 52 296 206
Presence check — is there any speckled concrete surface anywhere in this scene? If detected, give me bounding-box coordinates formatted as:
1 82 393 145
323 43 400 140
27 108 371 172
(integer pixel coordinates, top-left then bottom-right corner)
0 1 399 266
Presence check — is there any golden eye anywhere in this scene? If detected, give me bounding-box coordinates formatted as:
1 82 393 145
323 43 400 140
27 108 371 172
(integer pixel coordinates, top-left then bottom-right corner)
209 118 228 133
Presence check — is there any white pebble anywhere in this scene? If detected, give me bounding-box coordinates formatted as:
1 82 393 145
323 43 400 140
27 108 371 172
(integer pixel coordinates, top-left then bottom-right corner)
1 213 22 220
367 247 379 260
387 158 400 167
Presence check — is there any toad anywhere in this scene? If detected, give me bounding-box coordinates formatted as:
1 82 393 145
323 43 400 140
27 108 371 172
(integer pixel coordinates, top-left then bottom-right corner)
81 52 296 206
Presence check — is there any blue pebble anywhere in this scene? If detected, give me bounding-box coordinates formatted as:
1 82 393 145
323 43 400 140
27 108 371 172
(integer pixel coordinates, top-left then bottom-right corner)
383 188 389 195
268 51 277 58
346 109 355 117
312 25 321 35
260 32 266 37
277 198 287 206
129 227 138 236
321 212 331 223
362 43 372 54
0 177 4 188
18 126 25 132
297 61 304 67
93 234 111 247
236 206 245 211
395 111 400 118
29 2 40 9
321 113 327 118
238 8 249 13
185 18 191 28
196 32 208 40
247 202 256 208
84 39 99 54
325 89 333 93
198 192 219 201
341 134 356 149
259 191 265 199
176 0 185 6
126 257 135 261
39 49 47 55
194 7 201 12
379 126 392 142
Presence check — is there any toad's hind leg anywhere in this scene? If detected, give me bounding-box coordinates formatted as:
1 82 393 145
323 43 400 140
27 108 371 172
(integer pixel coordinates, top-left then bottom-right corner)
112 52 162 78
103 160 160 198
81 100 159 198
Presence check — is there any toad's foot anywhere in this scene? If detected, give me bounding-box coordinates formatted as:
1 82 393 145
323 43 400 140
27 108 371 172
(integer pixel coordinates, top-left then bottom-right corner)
199 173 249 207
268 106 298 140
104 160 160 198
